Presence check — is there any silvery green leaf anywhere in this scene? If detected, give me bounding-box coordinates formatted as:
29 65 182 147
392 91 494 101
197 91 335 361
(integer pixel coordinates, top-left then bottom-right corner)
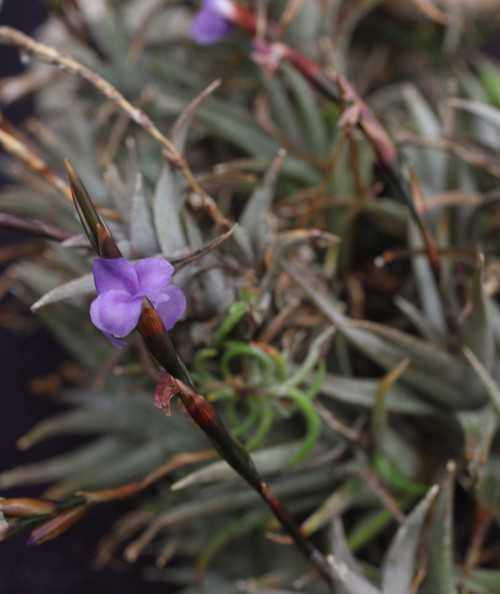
264 76 305 148
330 519 381 594
281 0 321 54
153 162 188 256
463 256 496 375
129 172 160 258
17 397 166 450
315 372 438 415
419 468 455 594
460 73 500 149
408 219 446 333
65 107 108 203
463 346 500 419
239 150 284 258
238 584 309 594
31 304 106 368
232 225 255 264
351 320 462 386
182 206 203 249
199 266 235 315
0 437 125 489
403 85 447 194
462 260 496 402
458 404 497 482
30 273 95 311
281 64 328 158
452 95 500 123
376 426 427 490
193 97 278 152
171 442 306 490
476 457 500 512
104 164 131 224
238 582 307 594
394 295 445 345
344 332 464 407
487 300 500 358
381 484 440 594
49 441 170 496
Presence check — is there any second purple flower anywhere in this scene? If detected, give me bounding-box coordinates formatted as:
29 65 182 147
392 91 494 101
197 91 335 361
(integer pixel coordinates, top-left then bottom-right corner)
191 0 235 45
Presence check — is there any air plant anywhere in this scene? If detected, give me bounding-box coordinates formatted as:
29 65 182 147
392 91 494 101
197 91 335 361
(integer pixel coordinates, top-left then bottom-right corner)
1 1 500 593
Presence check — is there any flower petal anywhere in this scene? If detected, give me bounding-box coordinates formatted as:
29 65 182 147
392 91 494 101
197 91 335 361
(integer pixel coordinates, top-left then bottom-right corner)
103 332 128 349
134 257 174 295
93 258 139 295
191 2 234 45
150 285 186 330
90 290 142 337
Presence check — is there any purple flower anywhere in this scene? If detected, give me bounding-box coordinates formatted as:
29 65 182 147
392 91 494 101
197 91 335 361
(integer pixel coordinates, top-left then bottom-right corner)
90 257 185 347
191 0 235 45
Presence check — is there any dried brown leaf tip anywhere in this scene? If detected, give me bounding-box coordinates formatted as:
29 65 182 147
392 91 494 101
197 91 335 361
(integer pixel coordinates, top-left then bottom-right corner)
154 370 179 416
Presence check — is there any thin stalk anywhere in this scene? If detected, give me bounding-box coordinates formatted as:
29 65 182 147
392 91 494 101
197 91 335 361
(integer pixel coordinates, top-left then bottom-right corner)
66 162 336 589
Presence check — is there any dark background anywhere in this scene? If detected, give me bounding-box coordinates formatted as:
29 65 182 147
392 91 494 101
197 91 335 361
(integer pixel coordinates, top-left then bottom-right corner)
0 1 169 591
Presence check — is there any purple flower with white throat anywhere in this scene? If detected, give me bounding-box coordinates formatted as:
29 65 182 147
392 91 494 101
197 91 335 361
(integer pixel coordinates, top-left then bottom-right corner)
90 257 185 347
191 0 236 45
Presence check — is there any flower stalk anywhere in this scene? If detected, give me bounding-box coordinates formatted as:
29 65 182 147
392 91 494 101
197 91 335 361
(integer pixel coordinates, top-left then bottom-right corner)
66 161 335 589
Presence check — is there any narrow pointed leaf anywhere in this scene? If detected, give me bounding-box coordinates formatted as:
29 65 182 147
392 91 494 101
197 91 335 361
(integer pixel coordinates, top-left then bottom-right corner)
152 162 187 256
458 405 497 482
239 150 284 258
419 466 455 594
30 273 95 311
0 437 126 489
171 442 307 490
330 519 381 594
450 97 500 130
129 172 160 258
281 63 328 158
316 372 438 415
408 220 446 332
381 484 440 594
463 257 496 400
463 346 500 418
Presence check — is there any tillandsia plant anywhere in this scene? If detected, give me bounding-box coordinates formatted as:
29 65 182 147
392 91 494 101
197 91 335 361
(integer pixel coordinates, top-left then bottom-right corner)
3 1 500 593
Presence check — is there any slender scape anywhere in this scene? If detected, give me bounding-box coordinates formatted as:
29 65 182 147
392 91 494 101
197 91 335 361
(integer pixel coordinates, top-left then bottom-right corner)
66 160 336 589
